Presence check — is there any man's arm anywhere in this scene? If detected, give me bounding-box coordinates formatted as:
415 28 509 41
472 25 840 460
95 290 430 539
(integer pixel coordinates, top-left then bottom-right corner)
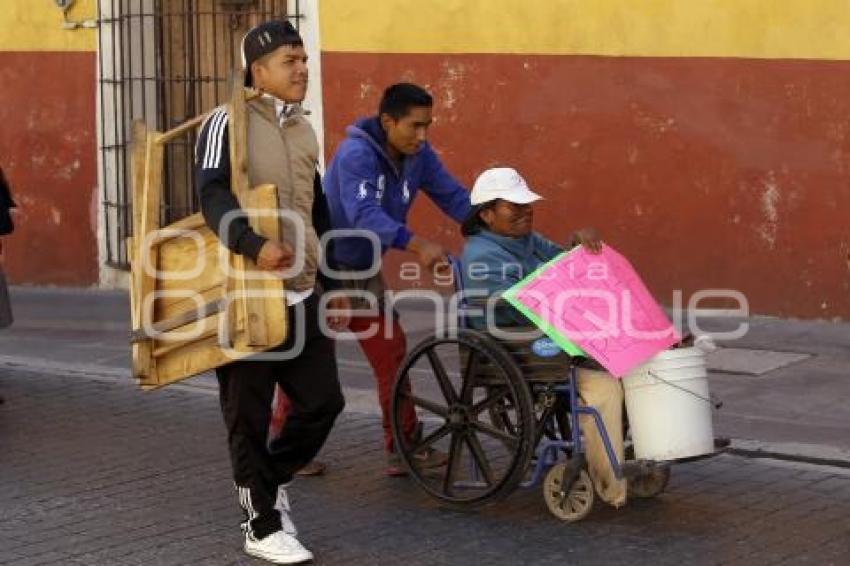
337 148 450 269
194 108 266 261
532 233 564 261
420 145 472 223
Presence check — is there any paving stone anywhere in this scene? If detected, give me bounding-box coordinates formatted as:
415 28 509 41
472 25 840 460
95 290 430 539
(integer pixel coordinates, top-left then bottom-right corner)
706 348 810 375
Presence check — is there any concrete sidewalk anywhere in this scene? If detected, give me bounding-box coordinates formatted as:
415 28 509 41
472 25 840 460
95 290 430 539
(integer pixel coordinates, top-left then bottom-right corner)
1 285 849 463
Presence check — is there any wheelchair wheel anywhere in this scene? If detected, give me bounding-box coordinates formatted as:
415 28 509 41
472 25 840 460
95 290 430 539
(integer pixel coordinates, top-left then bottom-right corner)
628 465 671 499
391 330 535 505
543 462 594 522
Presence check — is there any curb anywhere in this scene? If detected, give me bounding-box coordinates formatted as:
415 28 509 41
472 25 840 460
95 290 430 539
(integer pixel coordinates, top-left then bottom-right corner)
727 439 850 469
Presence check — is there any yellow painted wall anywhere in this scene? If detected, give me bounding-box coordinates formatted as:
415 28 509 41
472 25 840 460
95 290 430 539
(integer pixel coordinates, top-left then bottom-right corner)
0 0 97 51
320 0 850 60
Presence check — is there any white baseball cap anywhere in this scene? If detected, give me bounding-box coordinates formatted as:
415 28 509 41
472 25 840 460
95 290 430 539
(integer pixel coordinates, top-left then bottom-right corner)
470 167 543 206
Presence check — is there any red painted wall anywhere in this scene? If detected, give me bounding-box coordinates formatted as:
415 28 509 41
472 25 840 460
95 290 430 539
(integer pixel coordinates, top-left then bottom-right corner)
0 51 99 286
322 53 850 319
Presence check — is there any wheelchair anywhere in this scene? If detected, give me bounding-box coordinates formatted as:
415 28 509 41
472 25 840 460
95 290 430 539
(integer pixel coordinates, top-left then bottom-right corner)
389 256 711 521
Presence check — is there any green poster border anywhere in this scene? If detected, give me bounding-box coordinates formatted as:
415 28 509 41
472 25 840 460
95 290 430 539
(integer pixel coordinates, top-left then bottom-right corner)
502 250 586 357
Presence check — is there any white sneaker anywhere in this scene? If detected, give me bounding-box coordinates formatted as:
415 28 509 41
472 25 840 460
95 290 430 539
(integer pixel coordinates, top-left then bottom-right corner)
274 484 298 536
244 530 313 564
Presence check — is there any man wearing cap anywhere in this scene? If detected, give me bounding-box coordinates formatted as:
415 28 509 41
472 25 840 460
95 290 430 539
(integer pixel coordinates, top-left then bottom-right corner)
322 83 472 475
460 167 627 509
194 20 347 564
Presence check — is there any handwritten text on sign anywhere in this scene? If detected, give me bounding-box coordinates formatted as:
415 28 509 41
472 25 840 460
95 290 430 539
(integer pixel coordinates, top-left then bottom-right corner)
504 245 679 377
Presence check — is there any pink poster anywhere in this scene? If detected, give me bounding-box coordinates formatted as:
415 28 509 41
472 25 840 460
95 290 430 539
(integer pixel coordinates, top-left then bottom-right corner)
505 245 679 377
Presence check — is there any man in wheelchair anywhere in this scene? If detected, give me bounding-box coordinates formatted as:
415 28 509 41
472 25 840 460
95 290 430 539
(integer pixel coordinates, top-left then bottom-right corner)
459 167 627 508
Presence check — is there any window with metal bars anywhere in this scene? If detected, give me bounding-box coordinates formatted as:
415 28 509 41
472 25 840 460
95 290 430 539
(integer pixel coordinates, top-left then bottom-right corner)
97 0 300 268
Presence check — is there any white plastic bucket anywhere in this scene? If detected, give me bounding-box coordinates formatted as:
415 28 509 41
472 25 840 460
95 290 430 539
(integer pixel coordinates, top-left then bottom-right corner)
622 347 715 461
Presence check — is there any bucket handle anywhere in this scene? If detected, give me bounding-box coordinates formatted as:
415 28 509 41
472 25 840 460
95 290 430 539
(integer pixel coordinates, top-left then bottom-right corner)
647 370 723 410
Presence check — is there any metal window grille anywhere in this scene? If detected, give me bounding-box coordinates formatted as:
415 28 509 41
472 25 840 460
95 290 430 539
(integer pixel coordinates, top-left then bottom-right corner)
97 0 300 268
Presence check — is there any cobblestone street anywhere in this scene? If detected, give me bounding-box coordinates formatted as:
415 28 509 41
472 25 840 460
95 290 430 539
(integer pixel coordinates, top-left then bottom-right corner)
1 366 848 565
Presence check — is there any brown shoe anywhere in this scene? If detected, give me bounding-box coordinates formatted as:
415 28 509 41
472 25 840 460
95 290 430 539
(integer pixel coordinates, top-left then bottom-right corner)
295 460 327 477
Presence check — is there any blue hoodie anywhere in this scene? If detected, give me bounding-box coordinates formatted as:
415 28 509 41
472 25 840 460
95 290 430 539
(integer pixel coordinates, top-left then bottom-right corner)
323 117 472 270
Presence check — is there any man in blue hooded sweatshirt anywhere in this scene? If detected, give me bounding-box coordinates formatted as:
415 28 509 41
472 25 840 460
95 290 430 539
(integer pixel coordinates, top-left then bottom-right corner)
323 83 472 475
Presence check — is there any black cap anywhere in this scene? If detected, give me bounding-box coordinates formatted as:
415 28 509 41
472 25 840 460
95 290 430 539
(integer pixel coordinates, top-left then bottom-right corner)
241 20 303 87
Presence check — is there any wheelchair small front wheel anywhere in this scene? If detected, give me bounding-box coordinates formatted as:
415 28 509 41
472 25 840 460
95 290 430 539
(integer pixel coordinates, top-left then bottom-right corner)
543 462 594 522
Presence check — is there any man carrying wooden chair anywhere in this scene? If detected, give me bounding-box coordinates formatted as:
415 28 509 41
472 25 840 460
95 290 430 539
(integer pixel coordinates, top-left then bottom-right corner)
195 20 348 564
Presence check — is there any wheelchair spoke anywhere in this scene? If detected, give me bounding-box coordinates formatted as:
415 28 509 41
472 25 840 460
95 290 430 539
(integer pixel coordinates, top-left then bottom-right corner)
464 431 495 487
402 392 449 418
471 386 510 416
416 424 452 452
427 349 458 404
495 405 519 437
471 419 519 450
443 431 464 496
533 404 556 446
459 348 479 404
